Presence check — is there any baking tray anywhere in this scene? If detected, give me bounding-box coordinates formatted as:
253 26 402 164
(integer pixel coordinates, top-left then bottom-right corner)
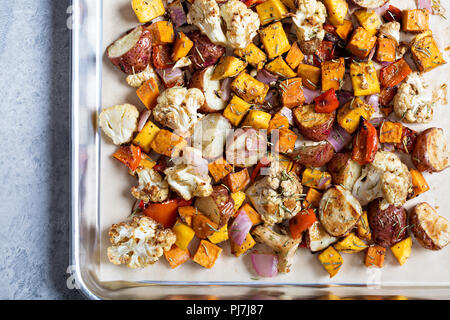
71 0 450 299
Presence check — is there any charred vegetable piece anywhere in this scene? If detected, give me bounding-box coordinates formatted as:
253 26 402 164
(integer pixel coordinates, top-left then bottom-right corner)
289 208 317 240
409 169 430 199
143 199 179 228
314 89 339 113
412 127 450 173
112 145 142 171
379 58 412 88
394 126 417 154
383 5 402 22
152 45 173 69
351 119 379 165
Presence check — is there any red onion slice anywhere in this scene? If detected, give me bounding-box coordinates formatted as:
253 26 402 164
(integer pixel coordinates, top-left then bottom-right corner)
137 110 151 132
327 126 352 152
264 88 280 107
251 253 278 278
278 107 294 126
338 90 354 105
368 45 376 61
369 117 384 128
303 87 321 104
256 69 278 85
219 77 232 101
366 94 380 112
229 211 252 246
383 143 395 152
417 0 432 11
156 67 183 88
374 2 390 16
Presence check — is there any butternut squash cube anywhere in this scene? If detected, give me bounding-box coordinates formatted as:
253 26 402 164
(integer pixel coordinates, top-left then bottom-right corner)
234 43 267 69
256 0 288 25
230 191 246 212
321 58 345 91
171 32 193 61
335 19 353 41
302 168 332 190
259 21 291 60
275 128 297 154
132 0 165 23
150 129 187 157
323 0 348 27
132 120 161 153
379 121 403 144
410 30 446 73
231 233 256 257
212 56 247 80
350 60 380 96
390 237 412 266
223 95 252 126
376 37 396 63
223 169 250 193
231 73 269 104
346 27 377 59
172 220 195 250
365 245 386 268
265 57 296 78
297 63 321 90
208 224 229 244
402 9 429 33
208 157 233 182
136 78 160 109
268 113 290 133
318 246 343 278
285 42 304 70
149 21 174 44
337 97 375 134
334 233 368 253
354 9 382 35
410 169 430 198
192 240 222 269
164 245 190 269
241 110 272 129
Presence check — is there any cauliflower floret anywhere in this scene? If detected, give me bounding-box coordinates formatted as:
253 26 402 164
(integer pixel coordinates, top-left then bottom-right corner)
246 163 303 226
130 167 169 203
107 216 176 268
152 87 205 135
379 21 400 44
164 163 213 200
352 151 412 209
393 72 434 123
292 0 327 43
98 104 139 145
187 0 227 45
125 64 161 89
220 0 260 49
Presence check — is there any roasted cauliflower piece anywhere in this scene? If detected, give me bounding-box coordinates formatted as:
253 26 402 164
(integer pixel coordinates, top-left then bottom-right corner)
220 0 260 49
164 163 213 200
125 64 161 89
352 151 412 209
187 0 227 45
107 216 176 268
379 21 400 44
292 0 327 53
130 167 169 203
187 0 260 49
246 163 303 226
393 72 434 123
98 104 139 145
152 87 205 135
252 225 301 273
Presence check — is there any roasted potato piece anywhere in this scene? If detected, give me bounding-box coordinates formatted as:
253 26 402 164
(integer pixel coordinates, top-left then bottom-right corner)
367 198 408 248
410 202 450 250
194 185 235 229
305 221 337 253
192 113 232 159
293 104 335 142
327 152 362 190
289 142 335 168
319 185 362 237
107 25 153 74
189 66 226 113
412 128 450 173
187 31 225 70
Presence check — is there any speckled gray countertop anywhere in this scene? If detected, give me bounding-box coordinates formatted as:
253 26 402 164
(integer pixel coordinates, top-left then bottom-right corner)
0 1 83 299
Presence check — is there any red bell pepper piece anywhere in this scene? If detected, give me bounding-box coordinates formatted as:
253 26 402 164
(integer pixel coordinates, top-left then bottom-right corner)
143 199 179 228
176 198 193 207
289 208 317 240
380 58 412 88
314 88 339 113
250 156 270 182
352 119 379 165
112 145 142 171
383 5 402 22
242 0 265 7
313 40 336 66
379 86 397 106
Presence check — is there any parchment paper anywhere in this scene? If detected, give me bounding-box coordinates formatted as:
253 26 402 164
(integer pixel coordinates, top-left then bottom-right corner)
98 0 450 285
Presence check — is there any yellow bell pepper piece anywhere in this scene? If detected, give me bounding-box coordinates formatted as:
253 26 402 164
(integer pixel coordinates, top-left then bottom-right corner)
208 224 229 244
172 220 195 250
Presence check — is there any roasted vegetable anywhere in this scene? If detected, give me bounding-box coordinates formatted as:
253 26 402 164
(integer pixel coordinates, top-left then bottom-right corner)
327 152 362 190
410 31 446 73
290 141 335 168
285 42 304 70
410 202 449 250
208 157 233 183
352 119 379 166
323 0 348 27
231 233 256 257
265 57 296 78
321 58 345 91
164 245 191 269
150 129 187 157
259 21 291 60
379 58 412 88
223 169 250 193
390 237 412 266
149 21 175 45
412 128 450 173
212 56 247 80
346 27 377 59
367 198 408 248
231 72 269 104
132 0 165 23
297 63 321 90
402 9 429 33
409 169 430 198
187 31 225 70
222 95 252 126
289 208 317 240
379 121 403 144
334 232 367 253
113 145 142 171
192 240 223 268
376 38 396 63
189 66 226 113
319 185 362 237
172 220 195 250
318 246 343 278
354 9 382 35
365 245 386 268
349 60 380 97
256 0 288 25
357 211 371 241
280 78 305 108
305 221 337 252
234 43 267 69
194 185 235 229
136 78 160 110
314 89 339 113
171 32 193 61
293 104 335 141
337 97 375 134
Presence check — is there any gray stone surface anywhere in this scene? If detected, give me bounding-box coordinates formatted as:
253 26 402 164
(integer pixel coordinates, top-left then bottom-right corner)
0 1 83 299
